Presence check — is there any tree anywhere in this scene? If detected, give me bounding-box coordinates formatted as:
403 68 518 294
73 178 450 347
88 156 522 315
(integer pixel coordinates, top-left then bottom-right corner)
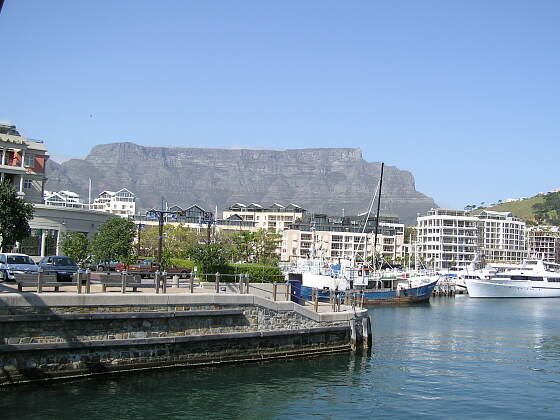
228 229 281 264
60 232 89 265
0 181 34 252
186 242 230 274
90 217 136 263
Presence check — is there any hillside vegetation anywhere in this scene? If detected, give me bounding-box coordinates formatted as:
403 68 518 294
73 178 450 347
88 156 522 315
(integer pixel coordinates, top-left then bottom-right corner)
473 192 560 225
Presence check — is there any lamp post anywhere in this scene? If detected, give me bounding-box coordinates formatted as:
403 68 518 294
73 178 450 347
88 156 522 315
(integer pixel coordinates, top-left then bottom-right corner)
145 207 186 266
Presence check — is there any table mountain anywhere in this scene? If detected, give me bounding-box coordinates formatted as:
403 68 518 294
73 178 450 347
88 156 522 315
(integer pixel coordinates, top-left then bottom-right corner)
45 143 437 225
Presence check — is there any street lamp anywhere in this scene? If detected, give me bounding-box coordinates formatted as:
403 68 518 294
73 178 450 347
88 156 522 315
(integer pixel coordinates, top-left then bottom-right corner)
145 207 186 266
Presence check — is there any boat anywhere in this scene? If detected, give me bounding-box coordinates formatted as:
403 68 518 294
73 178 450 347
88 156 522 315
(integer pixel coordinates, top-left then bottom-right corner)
285 161 439 305
465 259 560 298
444 256 497 290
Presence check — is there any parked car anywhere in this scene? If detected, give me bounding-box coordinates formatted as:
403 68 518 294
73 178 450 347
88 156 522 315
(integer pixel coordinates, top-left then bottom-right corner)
38 256 80 282
85 259 119 272
0 253 39 282
116 259 190 278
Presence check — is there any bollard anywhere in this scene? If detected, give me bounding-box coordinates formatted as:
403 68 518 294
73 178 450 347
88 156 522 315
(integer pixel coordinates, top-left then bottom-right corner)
121 271 126 294
85 270 91 294
162 271 167 294
189 273 194 294
76 271 82 294
37 268 43 293
155 271 160 294
101 272 107 292
313 288 319 312
273 282 277 301
337 294 341 312
238 274 243 294
215 272 220 293
245 274 250 294
174 274 180 288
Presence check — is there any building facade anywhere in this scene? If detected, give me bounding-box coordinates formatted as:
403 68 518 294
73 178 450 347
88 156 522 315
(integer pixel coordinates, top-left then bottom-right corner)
222 203 306 233
281 213 405 262
0 123 48 204
44 190 86 209
91 188 136 217
476 210 526 263
416 209 479 270
526 226 560 263
416 209 526 270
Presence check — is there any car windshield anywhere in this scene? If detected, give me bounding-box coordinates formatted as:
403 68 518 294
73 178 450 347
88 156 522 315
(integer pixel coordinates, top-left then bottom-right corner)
7 255 35 265
52 257 77 266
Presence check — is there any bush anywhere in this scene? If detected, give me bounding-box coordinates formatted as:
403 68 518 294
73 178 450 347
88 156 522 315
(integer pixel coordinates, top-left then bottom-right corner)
231 263 284 283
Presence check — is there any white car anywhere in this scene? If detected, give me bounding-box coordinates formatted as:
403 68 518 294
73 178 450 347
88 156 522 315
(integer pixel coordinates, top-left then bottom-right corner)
0 253 39 281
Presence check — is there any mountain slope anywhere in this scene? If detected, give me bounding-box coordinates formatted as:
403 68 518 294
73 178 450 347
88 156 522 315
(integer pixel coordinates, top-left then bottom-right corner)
45 143 437 225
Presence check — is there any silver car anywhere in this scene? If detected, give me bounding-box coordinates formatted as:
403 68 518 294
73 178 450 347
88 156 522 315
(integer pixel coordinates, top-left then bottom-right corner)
0 253 39 281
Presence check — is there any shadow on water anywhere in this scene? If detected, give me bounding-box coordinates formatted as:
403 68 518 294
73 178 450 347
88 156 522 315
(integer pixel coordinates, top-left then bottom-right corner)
0 351 372 420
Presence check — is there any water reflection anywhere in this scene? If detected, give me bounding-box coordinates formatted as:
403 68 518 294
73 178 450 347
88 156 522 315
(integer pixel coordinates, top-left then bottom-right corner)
2 297 560 419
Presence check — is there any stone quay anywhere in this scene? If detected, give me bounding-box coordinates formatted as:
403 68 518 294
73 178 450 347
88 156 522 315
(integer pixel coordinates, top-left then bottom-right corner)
0 291 371 386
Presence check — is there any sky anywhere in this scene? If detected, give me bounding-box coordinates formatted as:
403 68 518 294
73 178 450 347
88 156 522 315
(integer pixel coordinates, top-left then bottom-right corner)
1 1 559 209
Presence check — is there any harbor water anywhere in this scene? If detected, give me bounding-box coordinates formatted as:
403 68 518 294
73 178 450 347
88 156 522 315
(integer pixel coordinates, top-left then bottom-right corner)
2 295 560 419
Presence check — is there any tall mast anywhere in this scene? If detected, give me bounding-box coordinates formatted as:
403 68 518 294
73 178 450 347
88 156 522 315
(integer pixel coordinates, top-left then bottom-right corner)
372 162 384 270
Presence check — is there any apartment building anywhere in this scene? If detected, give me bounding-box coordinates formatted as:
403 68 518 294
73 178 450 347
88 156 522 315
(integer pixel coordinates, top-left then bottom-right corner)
416 209 526 270
91 188 136 217
44 190 86 209
416 209 479 270
526 226 560 263
222 203 306 233
477 210 526 263
0 123 48 203
281 213 405 262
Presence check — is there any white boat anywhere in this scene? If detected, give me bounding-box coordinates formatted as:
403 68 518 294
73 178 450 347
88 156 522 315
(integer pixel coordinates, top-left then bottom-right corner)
443 255 497 289
465 260 560 298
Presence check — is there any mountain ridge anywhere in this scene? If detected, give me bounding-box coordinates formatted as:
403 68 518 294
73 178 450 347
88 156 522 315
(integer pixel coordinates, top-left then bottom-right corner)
45 143 437 225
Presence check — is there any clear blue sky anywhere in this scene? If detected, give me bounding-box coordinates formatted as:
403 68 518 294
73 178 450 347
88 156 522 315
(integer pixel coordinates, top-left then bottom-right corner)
1 1 559 209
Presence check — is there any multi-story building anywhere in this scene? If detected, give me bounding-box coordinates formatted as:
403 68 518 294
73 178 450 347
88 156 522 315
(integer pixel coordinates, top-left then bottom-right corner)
526 226 560 263
44 190 86 209
91 188 136 217
0 123 48 203
281 213 405 262
416 209 479 270
477 210 526 263
222 203 306 233
416 209 526 270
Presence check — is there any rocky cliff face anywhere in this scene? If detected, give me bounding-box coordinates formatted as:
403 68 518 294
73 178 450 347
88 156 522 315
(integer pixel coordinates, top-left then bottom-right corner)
46 143 437 225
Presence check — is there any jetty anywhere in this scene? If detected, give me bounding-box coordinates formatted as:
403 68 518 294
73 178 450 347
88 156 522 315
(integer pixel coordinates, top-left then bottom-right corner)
0 273 371 386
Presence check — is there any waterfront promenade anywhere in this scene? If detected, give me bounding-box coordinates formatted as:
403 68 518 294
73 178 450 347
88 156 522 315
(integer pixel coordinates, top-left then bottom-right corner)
0 281 371 386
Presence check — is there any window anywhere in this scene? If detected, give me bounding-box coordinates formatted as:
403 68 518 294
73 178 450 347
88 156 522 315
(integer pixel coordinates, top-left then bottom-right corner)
23 179 33 190
24 154 35 168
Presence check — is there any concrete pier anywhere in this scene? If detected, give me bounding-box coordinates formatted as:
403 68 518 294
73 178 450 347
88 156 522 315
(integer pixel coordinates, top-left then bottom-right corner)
0 292 370 386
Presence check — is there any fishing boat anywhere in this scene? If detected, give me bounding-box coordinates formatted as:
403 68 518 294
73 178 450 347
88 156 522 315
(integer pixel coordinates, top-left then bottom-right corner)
465 259 560 298
286 162 439 305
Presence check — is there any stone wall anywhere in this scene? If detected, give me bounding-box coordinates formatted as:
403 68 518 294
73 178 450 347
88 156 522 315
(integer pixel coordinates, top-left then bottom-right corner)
0 294 369 386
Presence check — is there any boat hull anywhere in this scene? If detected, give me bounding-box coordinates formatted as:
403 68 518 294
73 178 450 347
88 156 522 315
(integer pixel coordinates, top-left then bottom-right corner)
466 279 560 298
300 279 439 305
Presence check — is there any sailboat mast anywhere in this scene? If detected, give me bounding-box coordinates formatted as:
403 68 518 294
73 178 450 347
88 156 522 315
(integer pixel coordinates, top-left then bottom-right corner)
372 162 384 270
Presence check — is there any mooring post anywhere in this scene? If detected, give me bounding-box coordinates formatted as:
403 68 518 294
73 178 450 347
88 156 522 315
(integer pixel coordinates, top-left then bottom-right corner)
76 271 82 294
215 272 220 293
313 288 319 312
155 270 160 294
121 271 126 294
85 269 91 294
362 317 372 349
189 273 194 293
162 271 167 294
238 274 243 294
273 282 277 301
174 274 180 288
245 274 250 294
36 268 43 294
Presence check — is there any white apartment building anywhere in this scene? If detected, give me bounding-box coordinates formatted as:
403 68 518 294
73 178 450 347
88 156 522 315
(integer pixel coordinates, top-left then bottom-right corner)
222 203 306 233
416 209 479 270
526 226 560 263
416 209 526 270
0 123 48 204
477 210 526 263
44 190 86 209
91 188 136 217
281 214 405 262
